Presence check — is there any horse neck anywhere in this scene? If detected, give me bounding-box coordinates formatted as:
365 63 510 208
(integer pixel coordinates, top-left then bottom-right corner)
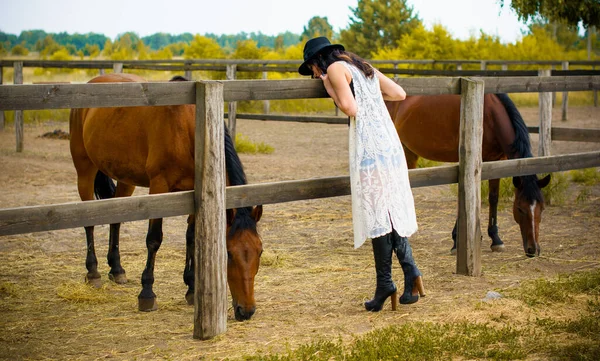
492 93 533 160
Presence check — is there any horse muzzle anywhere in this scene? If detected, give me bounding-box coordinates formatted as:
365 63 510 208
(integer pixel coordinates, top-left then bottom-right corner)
234 304 256 321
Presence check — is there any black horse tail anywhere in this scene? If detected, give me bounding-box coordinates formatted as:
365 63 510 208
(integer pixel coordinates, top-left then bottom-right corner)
495 93 533 159
94 171 116 200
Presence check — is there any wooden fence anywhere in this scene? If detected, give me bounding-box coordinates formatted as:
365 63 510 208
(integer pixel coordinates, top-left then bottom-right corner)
0 75 599 340
1 59 599 142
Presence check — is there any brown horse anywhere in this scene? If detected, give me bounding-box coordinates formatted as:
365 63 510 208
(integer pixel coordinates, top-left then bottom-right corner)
386 93 551 257
69 73 263 321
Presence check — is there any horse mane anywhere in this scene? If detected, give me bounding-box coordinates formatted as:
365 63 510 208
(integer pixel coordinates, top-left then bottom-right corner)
495 93 544 203
495 93 533 159
224 124 257 236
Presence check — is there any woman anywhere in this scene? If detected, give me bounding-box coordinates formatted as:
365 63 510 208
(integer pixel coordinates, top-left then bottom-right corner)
299 37 425 311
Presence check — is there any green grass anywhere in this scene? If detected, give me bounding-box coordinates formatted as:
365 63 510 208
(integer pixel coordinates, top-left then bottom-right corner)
508 269 600 307
235 133 274 154
236 269 600 361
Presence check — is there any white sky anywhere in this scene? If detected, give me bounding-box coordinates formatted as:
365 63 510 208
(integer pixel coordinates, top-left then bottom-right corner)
0 0 530 44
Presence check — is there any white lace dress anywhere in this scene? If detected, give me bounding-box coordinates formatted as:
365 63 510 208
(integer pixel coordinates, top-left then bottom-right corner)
341 62 418 248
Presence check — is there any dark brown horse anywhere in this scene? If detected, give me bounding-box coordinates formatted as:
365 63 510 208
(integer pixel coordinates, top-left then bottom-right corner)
386 93 551 257
69 73 263 321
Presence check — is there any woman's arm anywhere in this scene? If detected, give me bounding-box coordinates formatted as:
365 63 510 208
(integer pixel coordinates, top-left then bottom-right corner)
376 69 406 101
320 62 357 117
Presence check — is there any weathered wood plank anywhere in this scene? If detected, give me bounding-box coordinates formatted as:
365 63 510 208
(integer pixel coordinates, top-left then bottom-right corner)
226 113 349 124
483 76 600 94
538 69 553 156
527 126 600 143
0 192 195 236
14 62 23 152
193 81 227 340
457 78 484 277
1 151 598 237
2 77 598 111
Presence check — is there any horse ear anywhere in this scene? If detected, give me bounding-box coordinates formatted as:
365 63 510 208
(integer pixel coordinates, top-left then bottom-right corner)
251 205 263 223
226 209 235 226
538 174 552 188
512 176 521 188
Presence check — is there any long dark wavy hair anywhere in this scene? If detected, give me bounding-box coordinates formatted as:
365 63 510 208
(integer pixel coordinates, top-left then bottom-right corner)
307 48 374 78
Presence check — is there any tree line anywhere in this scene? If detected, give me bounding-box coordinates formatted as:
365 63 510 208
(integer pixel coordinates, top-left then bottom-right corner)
0 0 598 62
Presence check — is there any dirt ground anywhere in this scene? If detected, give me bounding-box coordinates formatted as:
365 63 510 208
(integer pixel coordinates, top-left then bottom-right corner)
0 105 599 360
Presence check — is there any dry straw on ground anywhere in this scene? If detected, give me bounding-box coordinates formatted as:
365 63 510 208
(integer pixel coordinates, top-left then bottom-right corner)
0 106 599 360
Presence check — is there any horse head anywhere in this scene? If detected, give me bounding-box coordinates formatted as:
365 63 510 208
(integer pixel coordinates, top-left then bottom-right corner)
226 205 263 321
512 174 551 257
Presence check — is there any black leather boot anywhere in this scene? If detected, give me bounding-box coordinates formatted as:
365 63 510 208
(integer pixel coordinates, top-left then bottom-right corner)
365 233 397 312
392 231 425 304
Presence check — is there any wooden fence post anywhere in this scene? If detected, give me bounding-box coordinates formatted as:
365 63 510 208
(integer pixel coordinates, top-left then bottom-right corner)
561 61 569 121
551 65 556 106
480 61 487 71
14 62 23 152
456 77 484 277
0 66 4 131
185 61 192 81
99 68 105 75
226 64 238 139
594 65 598 107
538 69 552 156
193 81 227 340
262 66 270 114
113 62 123 73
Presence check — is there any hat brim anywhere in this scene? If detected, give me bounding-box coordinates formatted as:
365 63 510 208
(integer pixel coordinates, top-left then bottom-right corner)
298 44 345 75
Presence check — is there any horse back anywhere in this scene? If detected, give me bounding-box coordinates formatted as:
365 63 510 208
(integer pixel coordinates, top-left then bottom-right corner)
385 94 510 163
71 74 196 190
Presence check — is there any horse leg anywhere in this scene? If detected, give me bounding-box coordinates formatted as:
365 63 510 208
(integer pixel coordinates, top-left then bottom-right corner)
183 215 195 305
138 177 168 312
402 144 420 170
74 160 103 287
107 182 135 284
450 220 457 255
487 178 505 252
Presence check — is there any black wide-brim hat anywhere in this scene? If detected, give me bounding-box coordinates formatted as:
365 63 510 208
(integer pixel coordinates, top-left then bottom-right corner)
298 37 345 75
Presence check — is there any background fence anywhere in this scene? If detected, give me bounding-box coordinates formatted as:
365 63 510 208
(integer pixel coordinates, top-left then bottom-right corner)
0 74 599 339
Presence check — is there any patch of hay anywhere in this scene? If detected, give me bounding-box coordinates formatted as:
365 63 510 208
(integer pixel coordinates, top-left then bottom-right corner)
56 280 123 304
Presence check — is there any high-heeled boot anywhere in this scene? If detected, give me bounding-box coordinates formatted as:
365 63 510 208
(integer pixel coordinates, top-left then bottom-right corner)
392 231 426 304
365 233 398 312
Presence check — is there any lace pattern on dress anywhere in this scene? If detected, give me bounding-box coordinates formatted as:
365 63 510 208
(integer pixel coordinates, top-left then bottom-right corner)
342 62 418 248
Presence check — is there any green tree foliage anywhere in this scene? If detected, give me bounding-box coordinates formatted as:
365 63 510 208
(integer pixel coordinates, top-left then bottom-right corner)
184 35 225 59
142 32 194 50
17 30 47 50
11 44 29 56
36 35 62 57
499 0 600 29
301 16 334 40
339 0 421 57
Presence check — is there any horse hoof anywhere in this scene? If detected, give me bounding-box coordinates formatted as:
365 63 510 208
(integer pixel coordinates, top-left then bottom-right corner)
109 273 128 284
185 292 194 306
450 248 457 256
491 244 505 252
85 276 102 288
138 297 158 312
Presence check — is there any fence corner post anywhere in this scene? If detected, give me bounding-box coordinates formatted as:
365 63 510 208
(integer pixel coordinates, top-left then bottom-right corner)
193 80 227 340
457 77 484 277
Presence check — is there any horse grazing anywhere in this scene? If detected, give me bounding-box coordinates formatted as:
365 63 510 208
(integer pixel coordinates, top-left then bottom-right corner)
385 93 551 257
69 73 263 321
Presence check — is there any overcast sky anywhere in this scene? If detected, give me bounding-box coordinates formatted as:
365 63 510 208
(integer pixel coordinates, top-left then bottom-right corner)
0 0 532 44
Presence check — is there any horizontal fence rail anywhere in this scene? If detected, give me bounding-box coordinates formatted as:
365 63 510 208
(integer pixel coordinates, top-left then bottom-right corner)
1 76 599 110
1 151 598 237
